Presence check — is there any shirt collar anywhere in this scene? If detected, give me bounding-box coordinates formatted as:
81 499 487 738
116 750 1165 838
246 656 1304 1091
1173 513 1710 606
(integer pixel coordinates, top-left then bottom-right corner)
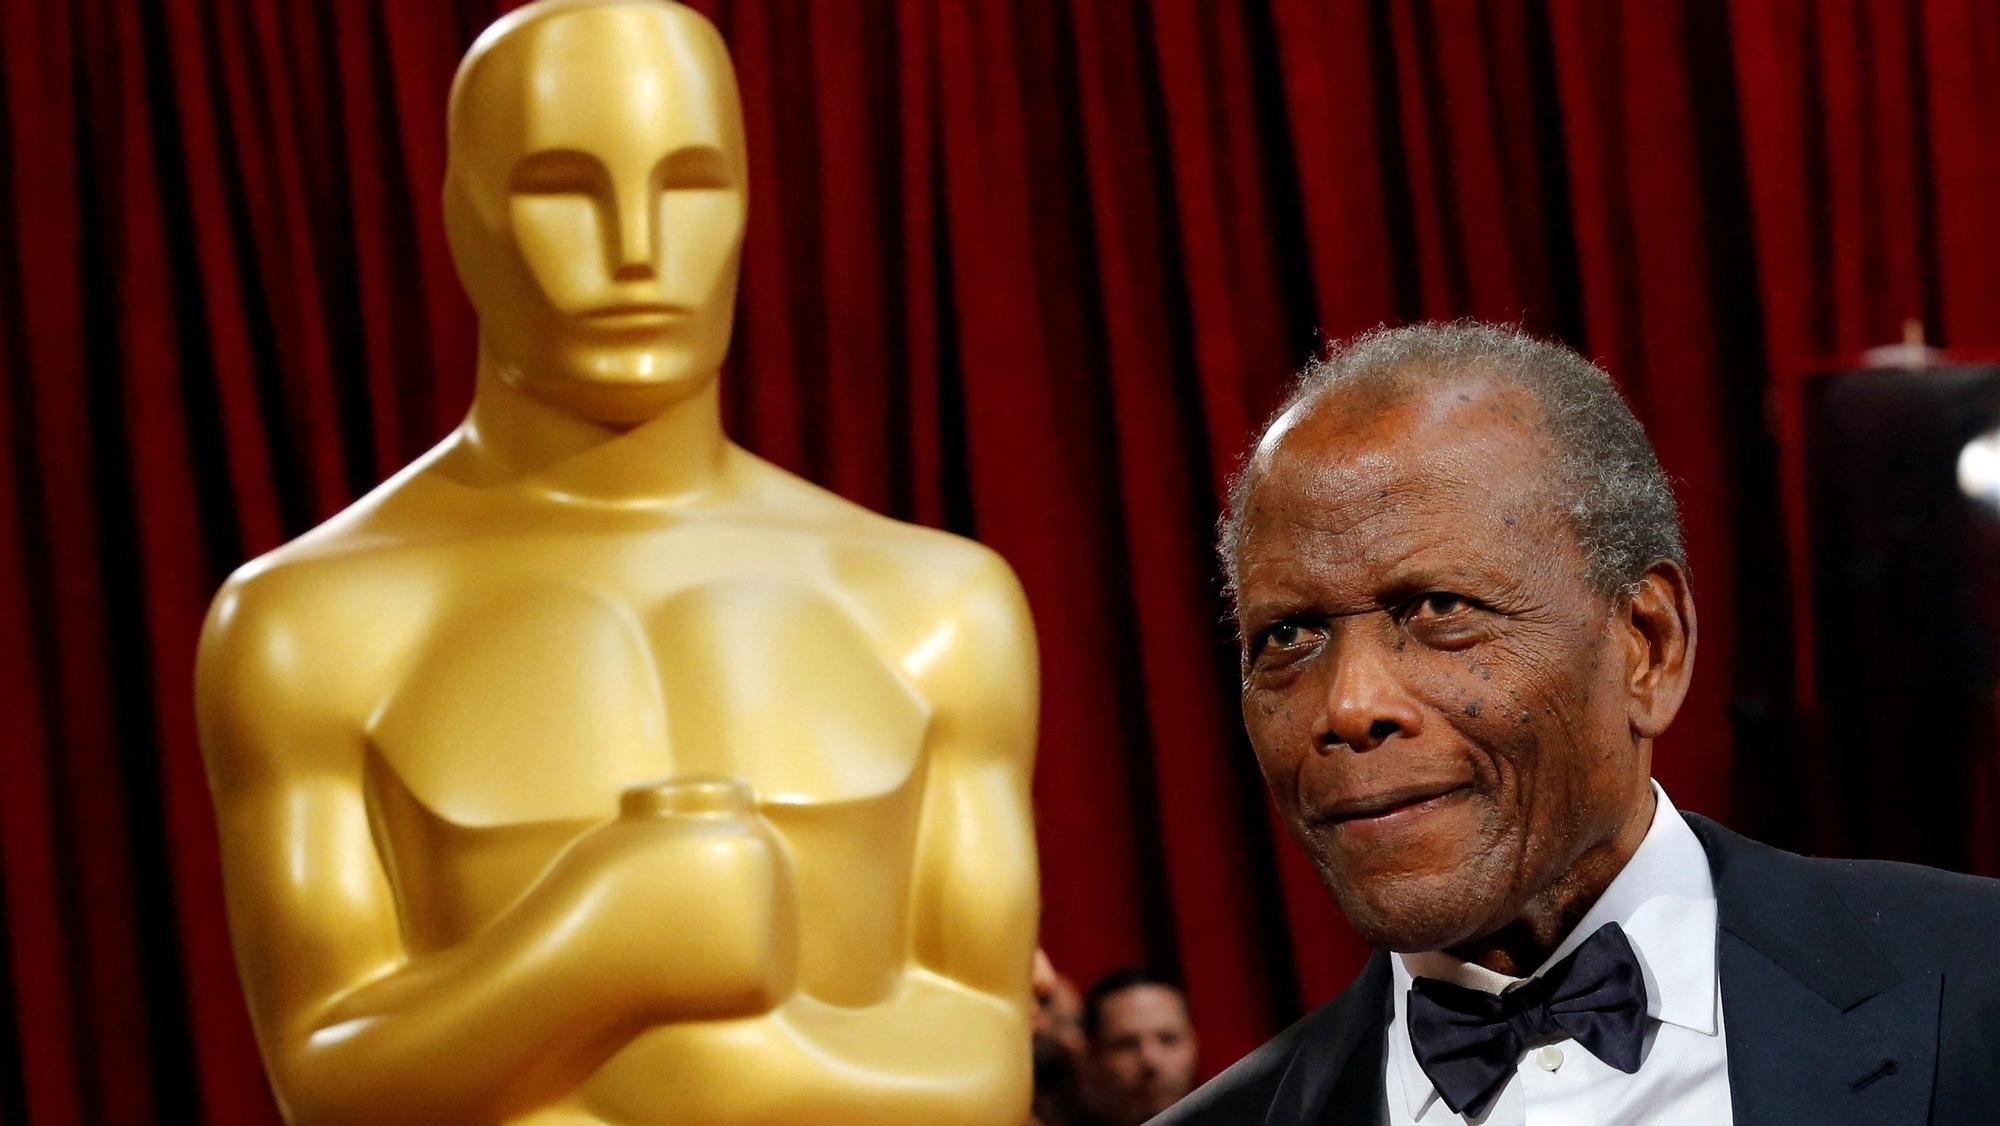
1386 782 1720 1119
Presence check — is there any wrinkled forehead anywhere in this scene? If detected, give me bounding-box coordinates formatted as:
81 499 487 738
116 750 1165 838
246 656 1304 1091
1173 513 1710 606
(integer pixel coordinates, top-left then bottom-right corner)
1243 378 1558 538
449 3 743 185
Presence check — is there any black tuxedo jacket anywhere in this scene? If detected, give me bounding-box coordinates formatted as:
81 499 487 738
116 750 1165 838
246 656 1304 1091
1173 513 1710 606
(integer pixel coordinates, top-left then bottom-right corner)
1158 813 2000 1125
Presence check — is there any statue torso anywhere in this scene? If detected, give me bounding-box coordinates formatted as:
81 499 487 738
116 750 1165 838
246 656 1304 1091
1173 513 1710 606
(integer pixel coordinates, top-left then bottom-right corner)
369 517 934 988
264 460 1020 1122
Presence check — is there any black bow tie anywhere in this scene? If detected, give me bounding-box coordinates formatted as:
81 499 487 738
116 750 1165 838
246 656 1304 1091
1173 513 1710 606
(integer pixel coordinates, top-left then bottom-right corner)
1406 921 1649 1118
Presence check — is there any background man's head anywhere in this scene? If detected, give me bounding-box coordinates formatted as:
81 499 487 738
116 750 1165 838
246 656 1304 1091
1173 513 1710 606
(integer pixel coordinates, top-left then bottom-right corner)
1082 968 1199 1125
1221 321 1698 960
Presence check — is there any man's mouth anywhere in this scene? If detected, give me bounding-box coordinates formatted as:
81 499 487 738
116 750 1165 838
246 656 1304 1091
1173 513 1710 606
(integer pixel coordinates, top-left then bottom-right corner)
1317 783 1472 832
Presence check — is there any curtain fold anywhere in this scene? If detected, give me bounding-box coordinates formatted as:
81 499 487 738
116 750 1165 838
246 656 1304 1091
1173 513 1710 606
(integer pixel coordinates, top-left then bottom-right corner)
4 1 1999 1119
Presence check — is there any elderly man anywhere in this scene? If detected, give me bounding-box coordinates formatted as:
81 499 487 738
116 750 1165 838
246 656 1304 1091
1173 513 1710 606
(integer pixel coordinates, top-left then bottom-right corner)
1161 322 2000 1124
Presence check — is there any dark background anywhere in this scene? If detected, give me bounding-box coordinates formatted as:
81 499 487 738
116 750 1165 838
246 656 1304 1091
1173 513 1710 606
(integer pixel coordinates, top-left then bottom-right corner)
4 0 2000 1121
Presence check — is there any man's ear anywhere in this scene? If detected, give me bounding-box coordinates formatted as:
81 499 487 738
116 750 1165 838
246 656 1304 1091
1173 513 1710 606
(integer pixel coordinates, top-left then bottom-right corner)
1618 559 1697 739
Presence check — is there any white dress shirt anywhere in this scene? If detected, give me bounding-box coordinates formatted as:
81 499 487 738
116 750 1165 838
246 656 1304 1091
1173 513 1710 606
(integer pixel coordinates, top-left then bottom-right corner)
1382 782 1732 1125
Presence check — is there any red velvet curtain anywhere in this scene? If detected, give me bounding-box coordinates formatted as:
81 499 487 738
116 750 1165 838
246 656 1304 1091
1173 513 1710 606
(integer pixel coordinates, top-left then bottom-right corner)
5 1 2000 1121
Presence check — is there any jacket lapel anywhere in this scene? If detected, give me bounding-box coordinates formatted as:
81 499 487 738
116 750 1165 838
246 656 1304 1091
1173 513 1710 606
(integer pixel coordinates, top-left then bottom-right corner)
1685 814 1940 1126
1265 950 1390 1125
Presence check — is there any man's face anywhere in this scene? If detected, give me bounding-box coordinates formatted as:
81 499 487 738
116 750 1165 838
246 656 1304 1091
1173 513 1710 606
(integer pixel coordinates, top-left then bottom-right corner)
1232 375 1653 953
445 5 747 424
1088 985 1199 1125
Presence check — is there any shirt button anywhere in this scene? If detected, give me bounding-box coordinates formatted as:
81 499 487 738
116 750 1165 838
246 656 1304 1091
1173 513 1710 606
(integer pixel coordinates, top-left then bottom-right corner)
1535 1045 1565 1072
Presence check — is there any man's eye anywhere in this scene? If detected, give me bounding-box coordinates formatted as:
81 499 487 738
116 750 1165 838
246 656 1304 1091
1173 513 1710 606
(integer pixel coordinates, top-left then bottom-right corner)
1407 592 1473 621
1254 622 1323 656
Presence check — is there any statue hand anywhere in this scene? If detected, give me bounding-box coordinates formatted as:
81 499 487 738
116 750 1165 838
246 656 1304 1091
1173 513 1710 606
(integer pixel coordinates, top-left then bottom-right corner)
544 777 796 1021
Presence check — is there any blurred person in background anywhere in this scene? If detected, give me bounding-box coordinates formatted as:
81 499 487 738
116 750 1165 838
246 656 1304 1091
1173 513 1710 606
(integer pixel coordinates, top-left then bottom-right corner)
1081 968 1200 1125
1032 949 1089 1125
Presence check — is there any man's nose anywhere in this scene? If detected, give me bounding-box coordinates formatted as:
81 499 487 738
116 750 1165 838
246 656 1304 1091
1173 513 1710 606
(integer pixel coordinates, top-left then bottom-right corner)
609 177 656 280
1317 635 1424 752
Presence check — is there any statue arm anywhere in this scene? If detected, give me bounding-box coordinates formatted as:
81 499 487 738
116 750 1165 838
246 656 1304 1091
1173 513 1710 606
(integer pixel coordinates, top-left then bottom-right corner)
196 576 790 1124
907 548 1042 1003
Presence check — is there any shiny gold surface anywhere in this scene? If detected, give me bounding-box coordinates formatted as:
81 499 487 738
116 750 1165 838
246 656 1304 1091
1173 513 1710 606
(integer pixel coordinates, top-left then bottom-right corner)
194 3 1039 1120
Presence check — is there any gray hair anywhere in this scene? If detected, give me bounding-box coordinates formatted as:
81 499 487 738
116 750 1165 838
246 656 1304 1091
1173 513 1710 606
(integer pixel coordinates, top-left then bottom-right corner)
1219 320 1686 600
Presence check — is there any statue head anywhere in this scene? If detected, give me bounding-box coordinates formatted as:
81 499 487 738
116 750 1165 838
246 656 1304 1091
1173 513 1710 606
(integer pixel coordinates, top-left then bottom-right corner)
444 0 746 425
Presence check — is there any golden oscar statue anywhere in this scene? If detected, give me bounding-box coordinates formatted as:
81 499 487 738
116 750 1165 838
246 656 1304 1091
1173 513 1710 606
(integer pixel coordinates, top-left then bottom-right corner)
194 2 1039 1121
